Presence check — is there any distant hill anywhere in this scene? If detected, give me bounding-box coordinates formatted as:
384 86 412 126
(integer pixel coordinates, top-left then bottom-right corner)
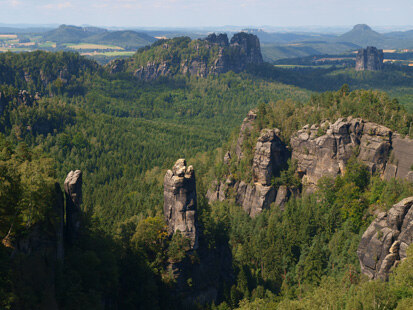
86 30 156 49
41 25 106 43
242 29 320 44
41 25 155 49
336 24 385 47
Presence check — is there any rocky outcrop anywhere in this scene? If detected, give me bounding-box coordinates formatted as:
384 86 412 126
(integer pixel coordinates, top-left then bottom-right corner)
108 58 126 74
291 117 413 186
64 170 83 244
132 32 263 80
236 109 257 159
384 134 413 182
235 181 276 217
204 33 229 47
229 32 263 70
355 46 383 71
134 60 172 80
208 111 289 217
164 159 198 249
358 197 413 280
253 128 288 185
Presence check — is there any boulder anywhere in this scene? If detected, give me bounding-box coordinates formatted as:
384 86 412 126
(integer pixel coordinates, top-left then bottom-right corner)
357 197 413 280
164 159 198 250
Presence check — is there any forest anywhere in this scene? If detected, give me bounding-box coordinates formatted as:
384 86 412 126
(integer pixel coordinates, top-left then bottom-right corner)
0 49 413 309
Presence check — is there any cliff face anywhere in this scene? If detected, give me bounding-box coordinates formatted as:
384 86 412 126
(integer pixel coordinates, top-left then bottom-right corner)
358 197 413 280
291 117 413 187
164 160 232 306
129 32 263 81
9 170 83 308
208 113 413 218
207 110 289 217
64 170 83 244
164 159 198 249
355 46 384 71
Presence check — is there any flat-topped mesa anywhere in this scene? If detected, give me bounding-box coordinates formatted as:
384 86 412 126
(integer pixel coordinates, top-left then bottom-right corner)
358 197 413 280
291 117 413 187
64 170 82 244
164 159 198 250
356 46 383 71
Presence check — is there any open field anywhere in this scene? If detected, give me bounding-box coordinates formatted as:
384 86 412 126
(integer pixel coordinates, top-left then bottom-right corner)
67 43 124 50
0 34 17 39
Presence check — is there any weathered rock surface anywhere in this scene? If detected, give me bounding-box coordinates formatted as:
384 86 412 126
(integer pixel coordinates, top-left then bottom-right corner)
164 159 198 249
358 197 413 280
253 128 288 185
355 46 383 71
64 170 82 244
291 117 413 186
208 111 289 217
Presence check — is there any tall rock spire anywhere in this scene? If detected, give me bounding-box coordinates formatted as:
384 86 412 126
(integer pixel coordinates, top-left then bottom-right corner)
164 159 198 250
64 170 82 244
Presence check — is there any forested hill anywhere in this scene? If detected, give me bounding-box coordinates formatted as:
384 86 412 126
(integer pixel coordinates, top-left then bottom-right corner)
1 49 413 309
107 32 263 80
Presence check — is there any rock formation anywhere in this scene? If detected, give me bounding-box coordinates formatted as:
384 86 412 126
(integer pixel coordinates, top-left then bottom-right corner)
207 111 289 217
358 197 413 280
229 32 263 69
355 46 384 71
204 33 229 47
164 159 198 249
64 170 83 244
131 32 263 80
291 117 413 187
235 109 257 159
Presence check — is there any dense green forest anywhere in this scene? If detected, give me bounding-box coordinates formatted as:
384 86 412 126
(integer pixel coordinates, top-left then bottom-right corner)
1 48 413 309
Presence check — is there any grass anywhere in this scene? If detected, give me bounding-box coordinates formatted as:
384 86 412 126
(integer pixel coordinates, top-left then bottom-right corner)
67 43 124 50
38 41 56 48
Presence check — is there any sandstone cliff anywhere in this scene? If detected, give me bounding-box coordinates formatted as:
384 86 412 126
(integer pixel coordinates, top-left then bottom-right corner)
164 160 232 306
64 170 83 244
209 113 413 217
358 197 413 280
291 117 413 187
164 159 198 249
207 110 289 217
355 46 384 71
124 32 263 81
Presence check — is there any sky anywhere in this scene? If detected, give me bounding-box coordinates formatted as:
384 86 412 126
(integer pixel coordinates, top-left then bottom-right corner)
1 0 413 28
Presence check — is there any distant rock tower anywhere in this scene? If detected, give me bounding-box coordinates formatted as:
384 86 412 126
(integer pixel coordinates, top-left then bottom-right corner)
164 159 198 250
355 46 384 71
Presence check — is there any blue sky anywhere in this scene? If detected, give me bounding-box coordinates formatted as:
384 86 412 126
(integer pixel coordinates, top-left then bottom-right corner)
1 0 413 28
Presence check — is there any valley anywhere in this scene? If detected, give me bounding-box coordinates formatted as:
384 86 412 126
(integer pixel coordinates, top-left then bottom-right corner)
0 20 413 310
